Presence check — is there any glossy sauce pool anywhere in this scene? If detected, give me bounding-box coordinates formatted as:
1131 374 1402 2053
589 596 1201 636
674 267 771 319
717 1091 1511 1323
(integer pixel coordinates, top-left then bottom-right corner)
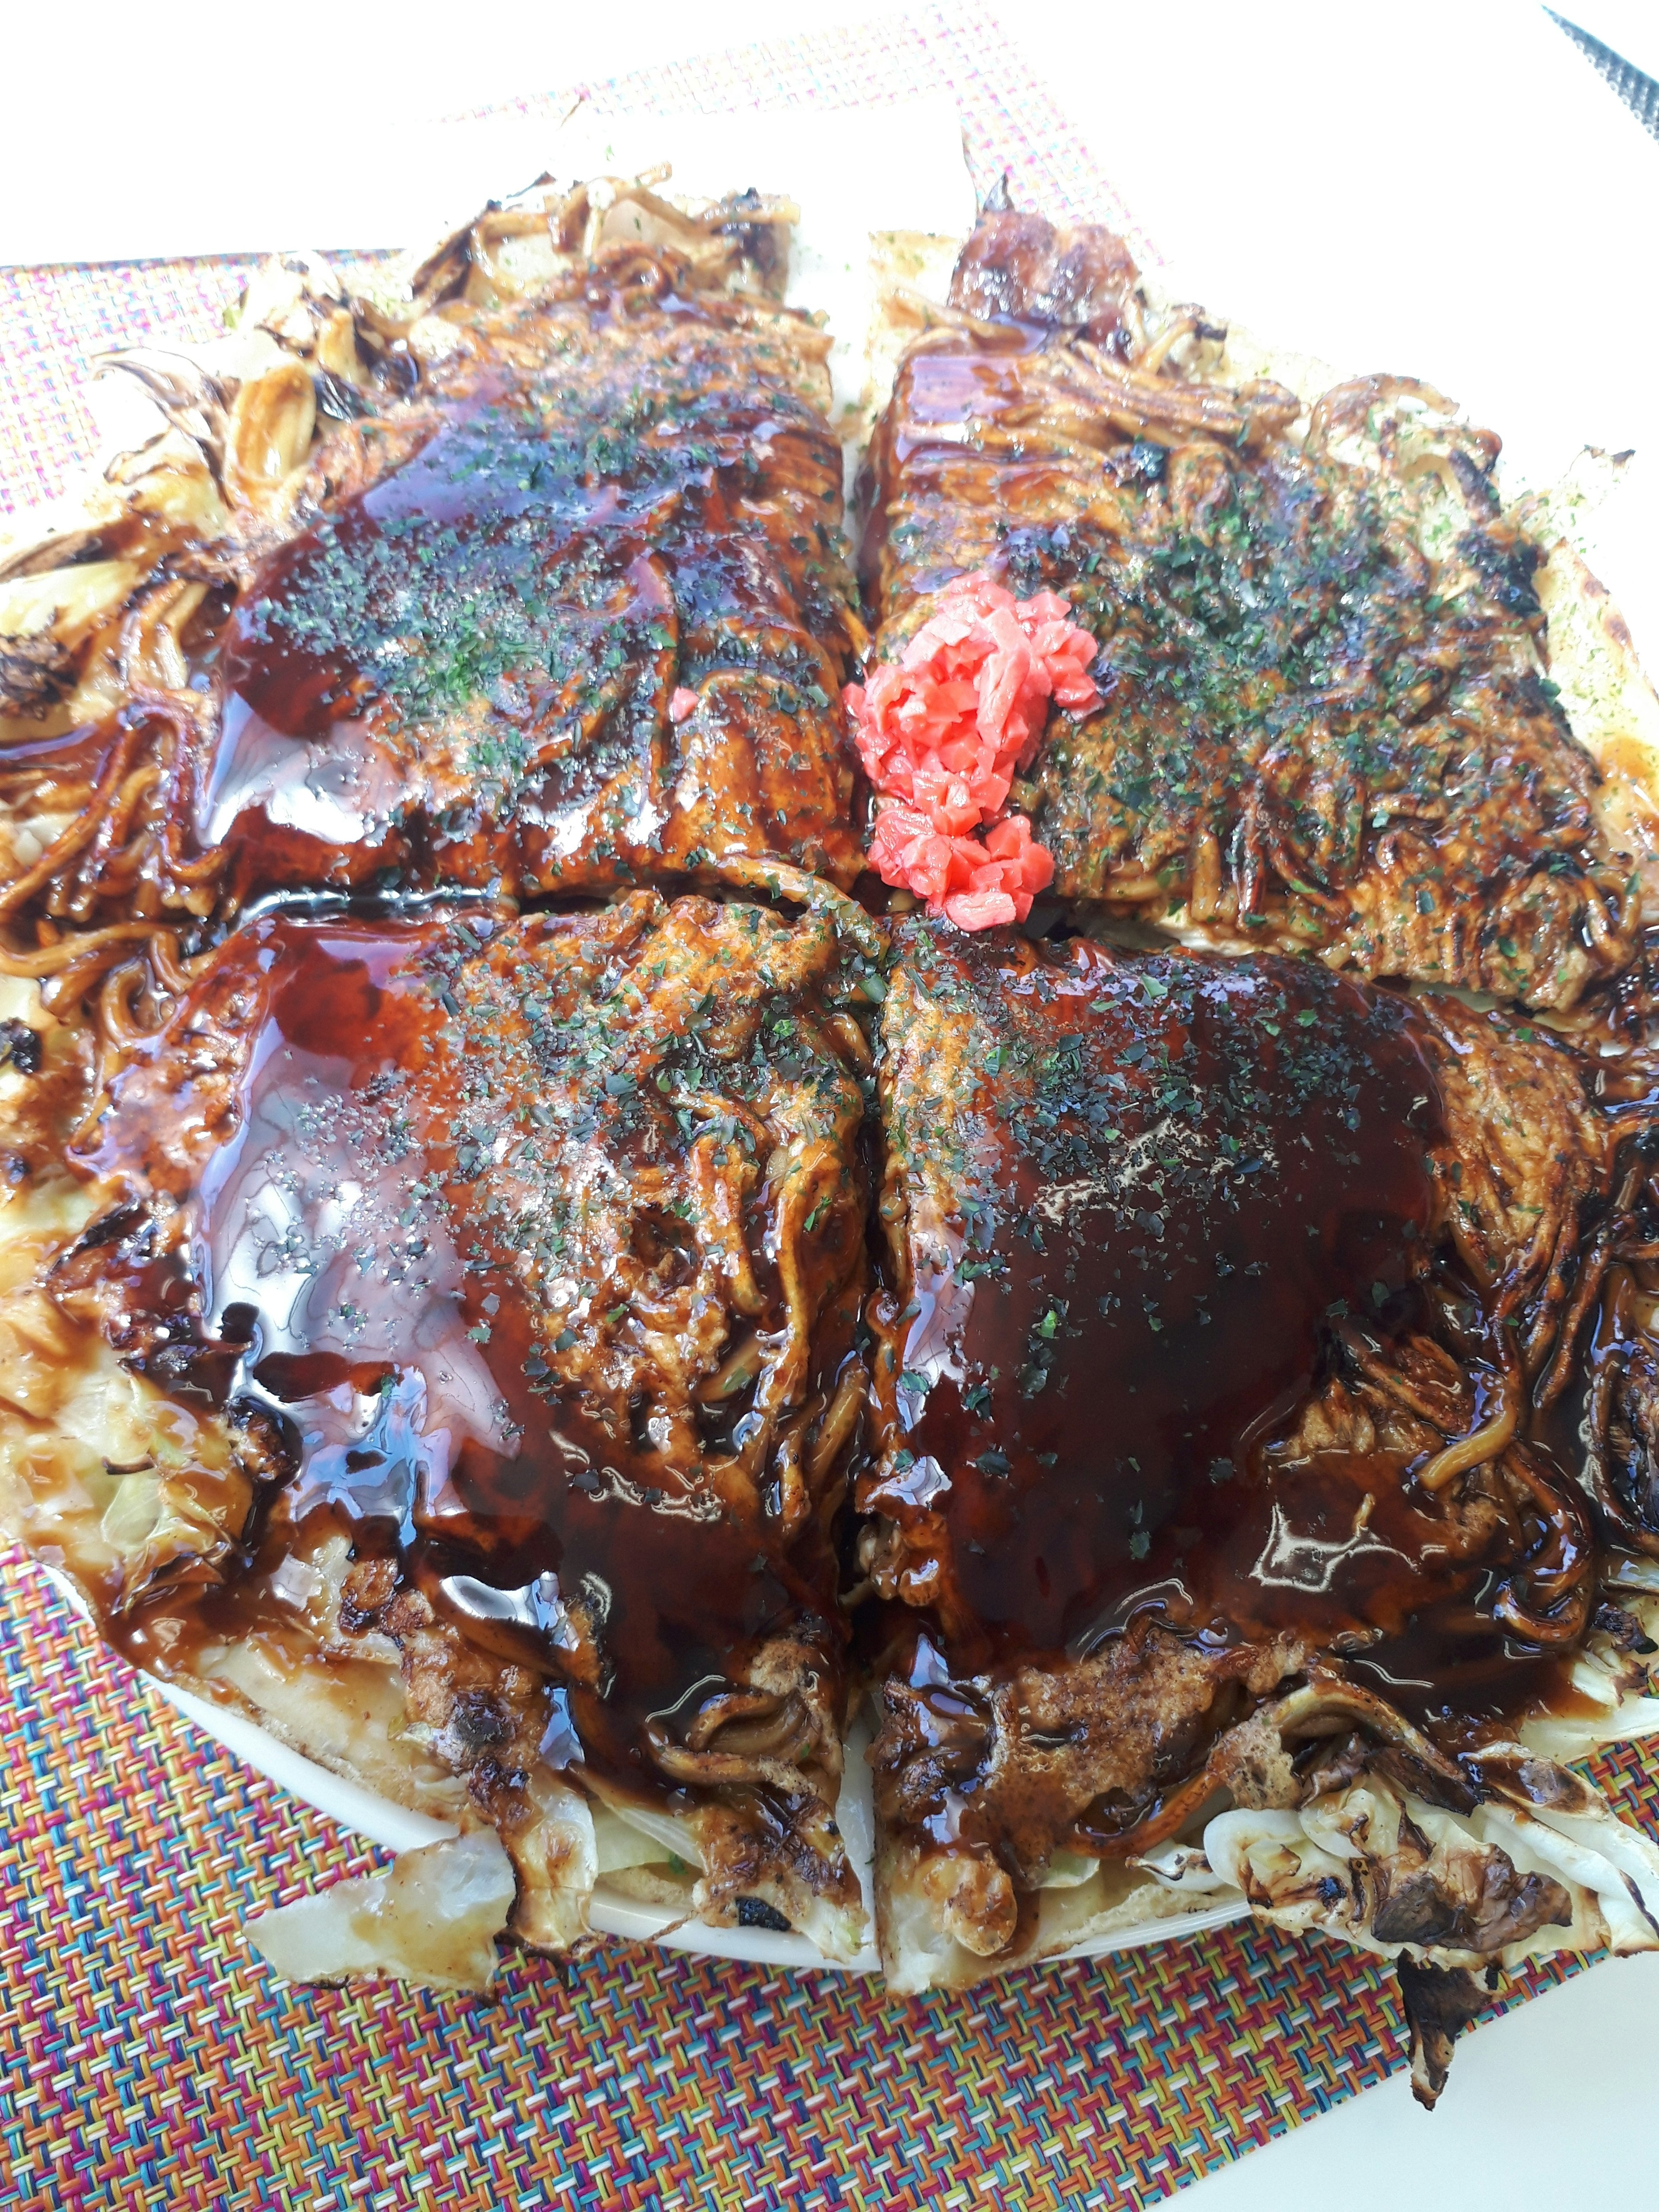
874 929 1587 1743
78 908 857 1806
197 283 860 904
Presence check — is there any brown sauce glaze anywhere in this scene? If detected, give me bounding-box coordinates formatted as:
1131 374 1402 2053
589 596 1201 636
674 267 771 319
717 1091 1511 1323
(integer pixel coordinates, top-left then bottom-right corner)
205 274 861 906
859 203 1636 1017
868 926 1592 1743
73 900 869 1807
857 331 1047 608
948 209 1138 338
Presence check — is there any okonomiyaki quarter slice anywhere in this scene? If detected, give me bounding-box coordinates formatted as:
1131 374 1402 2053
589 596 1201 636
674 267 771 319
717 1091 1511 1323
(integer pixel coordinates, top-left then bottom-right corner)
854 198 1659 1008
0 174 860 936
0 886 880 1969
861 921 1659 2070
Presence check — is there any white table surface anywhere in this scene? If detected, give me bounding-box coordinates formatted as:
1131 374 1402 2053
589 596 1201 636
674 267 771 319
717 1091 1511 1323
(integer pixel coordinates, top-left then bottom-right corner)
4 1 1655 2195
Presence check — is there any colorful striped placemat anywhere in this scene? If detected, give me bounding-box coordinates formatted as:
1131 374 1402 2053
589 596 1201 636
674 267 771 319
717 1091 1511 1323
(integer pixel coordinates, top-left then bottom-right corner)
5 1548 1656 2211
2 10 1657 2206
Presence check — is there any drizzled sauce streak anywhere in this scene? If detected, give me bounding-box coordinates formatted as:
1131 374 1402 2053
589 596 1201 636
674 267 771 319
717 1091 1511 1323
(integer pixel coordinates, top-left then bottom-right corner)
878 930 1577 1738
81 910 854 1802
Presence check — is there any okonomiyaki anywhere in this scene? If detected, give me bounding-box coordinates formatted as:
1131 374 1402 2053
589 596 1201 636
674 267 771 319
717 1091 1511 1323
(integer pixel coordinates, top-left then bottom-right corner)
2 167 1659 2103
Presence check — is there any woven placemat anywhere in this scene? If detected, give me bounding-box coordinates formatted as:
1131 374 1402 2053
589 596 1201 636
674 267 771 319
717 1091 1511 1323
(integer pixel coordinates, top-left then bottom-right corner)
5 1550 1656 2211
2 10 1658 2206
0 4 1147 518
